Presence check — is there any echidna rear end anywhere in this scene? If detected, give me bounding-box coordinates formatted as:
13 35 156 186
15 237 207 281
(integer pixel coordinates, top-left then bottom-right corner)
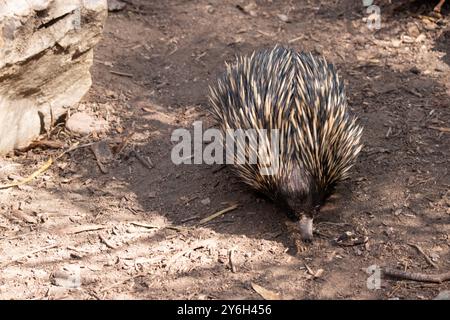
209 45 363 241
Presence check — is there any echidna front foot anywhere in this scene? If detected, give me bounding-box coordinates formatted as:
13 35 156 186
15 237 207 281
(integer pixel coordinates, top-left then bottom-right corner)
298 215 314 242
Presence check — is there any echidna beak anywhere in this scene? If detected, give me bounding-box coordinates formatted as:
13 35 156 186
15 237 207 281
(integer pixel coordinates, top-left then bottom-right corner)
299 215 314 242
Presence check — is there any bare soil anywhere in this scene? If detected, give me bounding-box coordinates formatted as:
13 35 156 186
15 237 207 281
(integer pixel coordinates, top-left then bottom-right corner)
0 0 449 300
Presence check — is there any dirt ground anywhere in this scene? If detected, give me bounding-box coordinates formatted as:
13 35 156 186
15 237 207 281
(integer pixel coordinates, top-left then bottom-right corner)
0 0 449 300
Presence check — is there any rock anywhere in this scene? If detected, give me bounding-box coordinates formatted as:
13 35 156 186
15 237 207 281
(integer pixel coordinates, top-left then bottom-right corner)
391 39 402 48
407 23 420 37
415 33 426 43
402 35 415 44
108 0 126 12
409 66 421 74
205 5 215 14
237 2 258 17
276 14 289 23
422 20 437 31
0 0 107 154
66 112 109 135
201 197 211 205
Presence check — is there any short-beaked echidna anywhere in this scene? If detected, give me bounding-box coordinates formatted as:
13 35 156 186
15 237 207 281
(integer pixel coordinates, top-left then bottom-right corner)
209 45 363 241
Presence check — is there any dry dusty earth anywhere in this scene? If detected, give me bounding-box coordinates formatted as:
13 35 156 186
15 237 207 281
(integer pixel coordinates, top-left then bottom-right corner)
0 0 449 300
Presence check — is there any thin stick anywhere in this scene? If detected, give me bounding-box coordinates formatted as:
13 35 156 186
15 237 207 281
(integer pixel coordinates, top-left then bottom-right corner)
383 268 450 283
428 126 450 133
130 221 159 229
99 234 117 249
110 70 134 78
115 132 134 155
198 203 239 225
62 224 106 234
288 35 304 43
228 248 237 273
0 158 53 190
0 141 97 190
55 142 96 160
1 244 58 267
408 243 438 269
132 149 153 169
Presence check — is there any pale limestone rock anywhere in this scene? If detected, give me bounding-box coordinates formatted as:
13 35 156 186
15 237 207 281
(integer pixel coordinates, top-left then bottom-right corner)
65 112 108 135
0 0 107 154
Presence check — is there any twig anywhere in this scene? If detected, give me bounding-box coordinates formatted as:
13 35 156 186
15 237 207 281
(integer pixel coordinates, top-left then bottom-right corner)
304 263 315 276
132 149 153 169
1 244 58 267
114 132 134 155
93 156 108 174
56 142 96 160
166 225 188 232
428 126 450 133
198 203 239 224
251 283 281 300
408 243 438 269
110 70 134 78
62 224 106 234
1 231 35 241
166 241 208 270
404 87 422 98
130 222 159 229
67 246 92 254
20 139 65 151
0 158 53 190
129 222 186 232
228 248 237 273
288 35 304 43
99 234 117 249
168 45 178 56
195 52 207 61
183 195 199 205
337 236 369 247
180 215 199 223
256 30 275 37
316 221 353 227
383 268 450 283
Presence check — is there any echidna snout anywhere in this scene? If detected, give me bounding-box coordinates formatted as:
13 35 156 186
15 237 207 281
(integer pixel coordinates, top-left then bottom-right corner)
299 215 314 242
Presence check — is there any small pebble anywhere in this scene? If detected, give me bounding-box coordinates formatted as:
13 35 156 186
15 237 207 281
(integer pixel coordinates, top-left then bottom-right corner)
66 112 109 135
201 198 211 205
277 14 289 22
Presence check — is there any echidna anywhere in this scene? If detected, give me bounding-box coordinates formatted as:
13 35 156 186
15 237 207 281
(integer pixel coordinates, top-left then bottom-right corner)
209 45 363 242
